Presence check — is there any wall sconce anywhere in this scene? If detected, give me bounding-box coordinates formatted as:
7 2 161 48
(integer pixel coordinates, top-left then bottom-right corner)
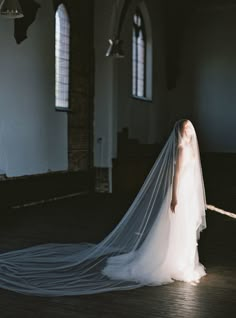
0 0 24 18
105 0 131 58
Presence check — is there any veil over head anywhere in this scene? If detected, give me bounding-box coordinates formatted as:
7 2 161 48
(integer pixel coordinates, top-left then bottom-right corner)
0 120 206 296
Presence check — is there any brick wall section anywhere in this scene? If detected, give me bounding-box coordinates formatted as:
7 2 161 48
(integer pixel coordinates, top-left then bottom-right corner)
61 0 94 172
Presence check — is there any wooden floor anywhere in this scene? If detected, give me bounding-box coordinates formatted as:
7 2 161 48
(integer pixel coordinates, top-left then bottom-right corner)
0 188 235 318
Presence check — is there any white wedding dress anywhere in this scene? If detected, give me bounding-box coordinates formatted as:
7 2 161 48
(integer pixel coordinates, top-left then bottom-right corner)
103 141 206 285
0 120 207 296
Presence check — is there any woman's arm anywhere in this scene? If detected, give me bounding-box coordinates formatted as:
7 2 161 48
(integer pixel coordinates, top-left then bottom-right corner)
170 145 183 213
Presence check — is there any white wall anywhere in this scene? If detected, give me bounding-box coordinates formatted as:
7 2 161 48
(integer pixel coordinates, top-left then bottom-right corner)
0 0 68 177
94 0 169 167
117 0 168 144
168 6 236 152
94 0 115 167
94 1 236 170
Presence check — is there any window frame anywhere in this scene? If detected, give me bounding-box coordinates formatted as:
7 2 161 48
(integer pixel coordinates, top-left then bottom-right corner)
132 8 147 99
131 5 152 102
55 4 71 112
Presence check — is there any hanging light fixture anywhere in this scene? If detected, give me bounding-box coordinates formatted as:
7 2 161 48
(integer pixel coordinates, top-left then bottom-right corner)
0 0 24 19
105 38 124 58
105 0 130 58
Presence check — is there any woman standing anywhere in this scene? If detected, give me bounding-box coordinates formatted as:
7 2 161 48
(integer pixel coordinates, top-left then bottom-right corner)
103 120 206 285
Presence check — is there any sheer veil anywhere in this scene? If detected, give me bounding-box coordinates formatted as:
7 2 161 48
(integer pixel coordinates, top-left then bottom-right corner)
0 120 206 296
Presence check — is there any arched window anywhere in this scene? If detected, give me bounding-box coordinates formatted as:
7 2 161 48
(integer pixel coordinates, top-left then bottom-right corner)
55 4 70 109
132 8 146 98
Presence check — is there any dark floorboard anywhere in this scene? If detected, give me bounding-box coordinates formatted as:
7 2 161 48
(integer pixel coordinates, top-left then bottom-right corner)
0 191 235 318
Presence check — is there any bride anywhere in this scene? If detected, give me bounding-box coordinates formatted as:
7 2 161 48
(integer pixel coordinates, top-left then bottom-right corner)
0 119 207 296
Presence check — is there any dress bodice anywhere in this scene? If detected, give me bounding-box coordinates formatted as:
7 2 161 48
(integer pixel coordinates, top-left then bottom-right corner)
180 142 195 170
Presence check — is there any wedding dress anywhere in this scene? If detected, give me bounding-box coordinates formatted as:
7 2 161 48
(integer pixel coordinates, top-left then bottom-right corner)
103 140 206 285
0 120 206 296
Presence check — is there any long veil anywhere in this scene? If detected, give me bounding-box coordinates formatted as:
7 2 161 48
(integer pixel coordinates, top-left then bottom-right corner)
0 120 206 296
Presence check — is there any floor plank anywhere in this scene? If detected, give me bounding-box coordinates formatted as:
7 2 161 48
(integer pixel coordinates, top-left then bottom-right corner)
0 192 235 318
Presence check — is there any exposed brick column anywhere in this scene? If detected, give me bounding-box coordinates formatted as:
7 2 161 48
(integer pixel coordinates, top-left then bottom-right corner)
64 0 94 172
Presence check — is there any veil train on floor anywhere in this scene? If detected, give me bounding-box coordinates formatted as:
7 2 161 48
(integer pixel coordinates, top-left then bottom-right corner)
0 120 207 296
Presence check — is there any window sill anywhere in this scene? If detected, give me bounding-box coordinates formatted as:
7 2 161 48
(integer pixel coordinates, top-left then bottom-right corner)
55 107 72 113
131 95 152 103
